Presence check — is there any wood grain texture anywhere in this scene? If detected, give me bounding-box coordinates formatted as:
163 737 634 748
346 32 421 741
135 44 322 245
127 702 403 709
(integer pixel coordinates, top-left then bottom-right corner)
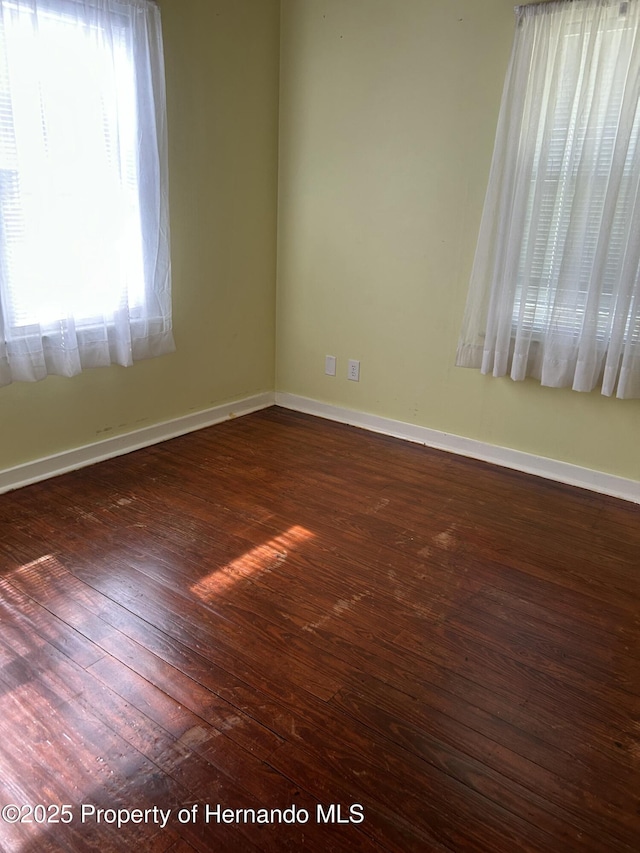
0 406 638 852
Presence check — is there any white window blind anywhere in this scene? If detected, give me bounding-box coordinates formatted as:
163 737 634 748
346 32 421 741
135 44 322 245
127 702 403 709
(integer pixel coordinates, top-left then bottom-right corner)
0 0 174 385
457 0 640 398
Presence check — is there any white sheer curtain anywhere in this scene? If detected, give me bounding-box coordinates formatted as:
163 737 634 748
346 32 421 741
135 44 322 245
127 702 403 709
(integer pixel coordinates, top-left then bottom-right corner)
0 0 174 385
457 0 640 399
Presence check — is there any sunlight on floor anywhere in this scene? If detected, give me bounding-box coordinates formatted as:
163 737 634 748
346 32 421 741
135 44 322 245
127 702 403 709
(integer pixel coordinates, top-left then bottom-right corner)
11 553 59 573
190 525 314 601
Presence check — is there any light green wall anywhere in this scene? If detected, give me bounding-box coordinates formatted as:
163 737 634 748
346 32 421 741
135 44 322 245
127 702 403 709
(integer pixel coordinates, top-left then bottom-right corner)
276 0 640 482
0 0 280 471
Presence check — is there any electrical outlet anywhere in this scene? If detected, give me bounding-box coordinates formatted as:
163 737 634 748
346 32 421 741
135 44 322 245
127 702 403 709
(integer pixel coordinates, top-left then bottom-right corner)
325 355 337 376
347 359 360 381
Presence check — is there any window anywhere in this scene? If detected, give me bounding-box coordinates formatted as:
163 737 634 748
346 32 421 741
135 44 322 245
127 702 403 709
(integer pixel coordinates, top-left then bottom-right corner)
0 0 174 385
457 0 640 398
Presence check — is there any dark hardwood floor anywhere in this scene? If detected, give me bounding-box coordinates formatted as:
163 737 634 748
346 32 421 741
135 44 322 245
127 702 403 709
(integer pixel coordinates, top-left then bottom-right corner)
0 406 638 852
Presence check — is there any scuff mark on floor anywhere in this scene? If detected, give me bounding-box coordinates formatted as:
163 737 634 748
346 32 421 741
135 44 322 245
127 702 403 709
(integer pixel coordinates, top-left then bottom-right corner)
371 497 390 513
302 591 369 632
434 523 457 550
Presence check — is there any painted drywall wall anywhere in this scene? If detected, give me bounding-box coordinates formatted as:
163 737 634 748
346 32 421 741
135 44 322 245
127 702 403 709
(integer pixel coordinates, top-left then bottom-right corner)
0 0 280 471
276 0 640 482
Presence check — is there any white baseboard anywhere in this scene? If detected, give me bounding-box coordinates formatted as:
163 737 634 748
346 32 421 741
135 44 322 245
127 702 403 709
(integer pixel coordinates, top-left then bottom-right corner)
0 392 275 495
5 388 638 505
275 392 640 505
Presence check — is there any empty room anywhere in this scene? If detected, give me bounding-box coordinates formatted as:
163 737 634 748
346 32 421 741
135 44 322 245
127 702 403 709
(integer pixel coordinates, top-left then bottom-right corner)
0 0 639 851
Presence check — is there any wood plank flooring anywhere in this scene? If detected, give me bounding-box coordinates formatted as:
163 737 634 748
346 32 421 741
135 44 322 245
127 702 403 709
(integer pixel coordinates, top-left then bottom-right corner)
0 406 638 852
